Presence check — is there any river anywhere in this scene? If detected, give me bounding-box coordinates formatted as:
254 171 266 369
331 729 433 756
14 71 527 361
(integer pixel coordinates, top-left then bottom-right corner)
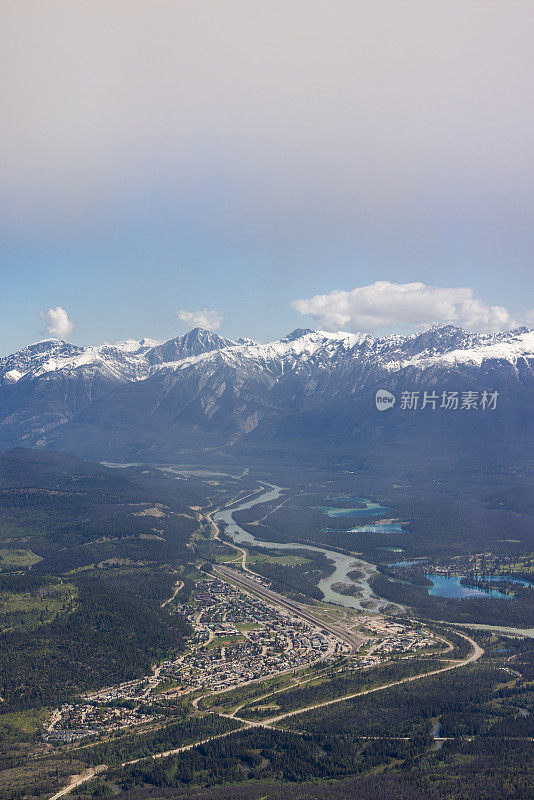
213 484 401 612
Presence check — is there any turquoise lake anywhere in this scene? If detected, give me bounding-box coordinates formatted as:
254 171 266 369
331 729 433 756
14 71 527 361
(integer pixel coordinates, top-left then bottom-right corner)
426 575 506 599
483 575 532 587
316 498 392 518
426 574 532 599
322 522 405 534
352 522 405 533
425 574 525 599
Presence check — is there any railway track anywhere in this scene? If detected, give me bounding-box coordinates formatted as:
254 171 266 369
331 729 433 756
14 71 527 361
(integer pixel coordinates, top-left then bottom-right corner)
214 564 364 653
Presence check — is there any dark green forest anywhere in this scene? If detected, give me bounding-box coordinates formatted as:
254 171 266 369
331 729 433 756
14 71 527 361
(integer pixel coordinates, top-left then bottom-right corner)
0 450 209 710
78 643 534 800
83 735 534 800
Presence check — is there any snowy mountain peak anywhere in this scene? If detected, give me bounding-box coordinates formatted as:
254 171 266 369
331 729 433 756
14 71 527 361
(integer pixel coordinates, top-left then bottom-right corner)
281 328 316 342
111 338 162 353
145 328 236 365
3 325 533 387
0 324 533 454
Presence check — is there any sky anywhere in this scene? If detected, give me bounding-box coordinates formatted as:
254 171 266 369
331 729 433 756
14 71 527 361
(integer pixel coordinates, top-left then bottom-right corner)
1 1 534 353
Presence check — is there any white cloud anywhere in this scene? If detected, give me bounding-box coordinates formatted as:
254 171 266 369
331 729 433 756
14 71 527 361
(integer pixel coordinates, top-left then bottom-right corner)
524 309 534 327
177 308 223 332
291 281 517 334
40 306 76 338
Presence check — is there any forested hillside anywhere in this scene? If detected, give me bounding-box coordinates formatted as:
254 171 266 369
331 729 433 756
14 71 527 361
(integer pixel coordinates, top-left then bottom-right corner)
0 449 207 709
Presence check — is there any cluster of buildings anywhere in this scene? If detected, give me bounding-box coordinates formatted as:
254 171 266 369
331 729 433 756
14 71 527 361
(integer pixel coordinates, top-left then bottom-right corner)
43 577 334 741
161 579 333 692
42 700 157 743
428 552 525 578
359 616 436 658
42 581 438 745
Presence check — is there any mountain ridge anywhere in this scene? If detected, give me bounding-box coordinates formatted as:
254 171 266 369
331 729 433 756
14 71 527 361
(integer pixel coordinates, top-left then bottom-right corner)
3 324 533 386
0 324 533 464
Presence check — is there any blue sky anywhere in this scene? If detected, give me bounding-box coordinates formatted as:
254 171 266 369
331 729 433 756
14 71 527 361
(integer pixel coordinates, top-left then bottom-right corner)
1 2 533 353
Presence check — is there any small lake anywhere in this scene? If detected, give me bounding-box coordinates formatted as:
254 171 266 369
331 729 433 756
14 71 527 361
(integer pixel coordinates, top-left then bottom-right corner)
426 573 532 599
426 575 510 599
352 523 405 533
315 499 392 518
322 522 405 534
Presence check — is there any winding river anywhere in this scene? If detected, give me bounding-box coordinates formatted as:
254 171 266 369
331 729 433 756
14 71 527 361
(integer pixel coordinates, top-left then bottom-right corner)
103 462 534 633
104 463 399 612
213 484 400 612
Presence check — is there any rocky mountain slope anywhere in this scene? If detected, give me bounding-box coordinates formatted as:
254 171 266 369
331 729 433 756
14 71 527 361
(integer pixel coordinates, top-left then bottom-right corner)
0 326 533 465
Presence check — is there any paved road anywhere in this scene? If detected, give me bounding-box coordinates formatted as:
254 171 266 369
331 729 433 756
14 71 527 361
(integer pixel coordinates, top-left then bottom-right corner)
47 630 483 799
48 766 107 800
207 495 363 649
205 508 256 575
121 724 251 766
262 630 483 725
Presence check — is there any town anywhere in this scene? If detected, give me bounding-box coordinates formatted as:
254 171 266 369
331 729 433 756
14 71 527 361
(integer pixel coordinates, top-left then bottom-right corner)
42 576 438 743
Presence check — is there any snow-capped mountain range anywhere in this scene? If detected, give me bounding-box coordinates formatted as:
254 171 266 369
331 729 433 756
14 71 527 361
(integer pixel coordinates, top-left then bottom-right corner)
3 325 534 385
0 325 533 460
